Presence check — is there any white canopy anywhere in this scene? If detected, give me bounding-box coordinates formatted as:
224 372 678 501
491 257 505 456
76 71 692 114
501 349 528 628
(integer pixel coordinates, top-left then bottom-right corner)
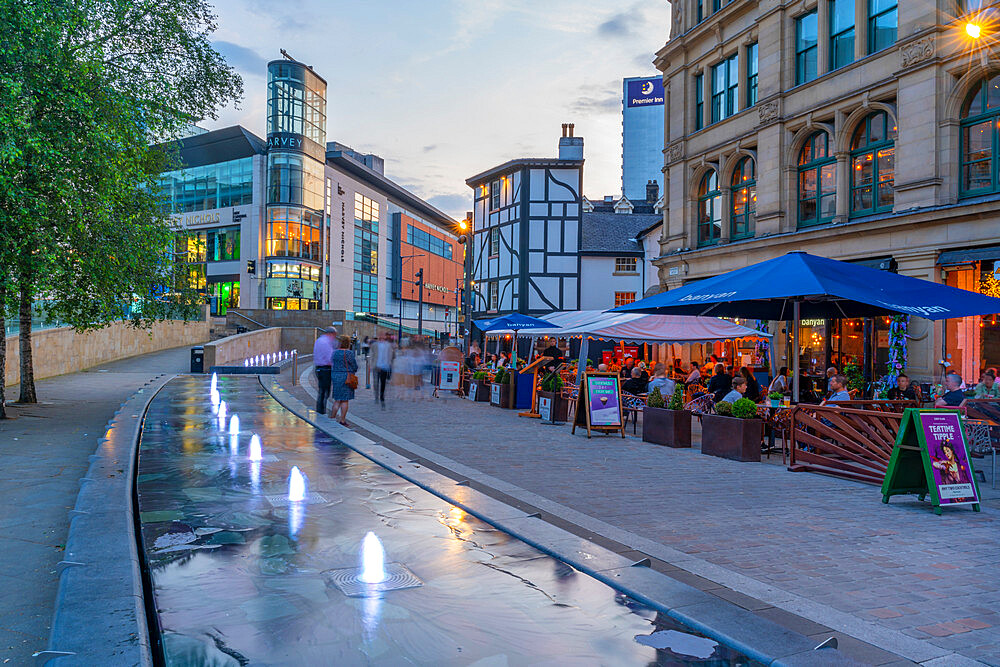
485 311 770 344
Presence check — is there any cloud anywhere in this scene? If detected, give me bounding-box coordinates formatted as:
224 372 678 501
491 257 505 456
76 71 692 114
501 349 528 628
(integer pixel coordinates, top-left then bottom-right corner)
214 41 268 75
571 93 620 114
427 193 471 216
632 51 656 70
423 144 438 153
597 12 636 37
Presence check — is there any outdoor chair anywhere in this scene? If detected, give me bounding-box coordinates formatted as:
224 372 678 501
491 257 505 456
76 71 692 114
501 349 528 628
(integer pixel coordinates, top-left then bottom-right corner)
621 392 647 434
561 385 579 421
684 393 715 422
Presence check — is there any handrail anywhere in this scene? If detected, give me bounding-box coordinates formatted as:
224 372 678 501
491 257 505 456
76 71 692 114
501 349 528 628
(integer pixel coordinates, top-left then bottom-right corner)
229 311 267 329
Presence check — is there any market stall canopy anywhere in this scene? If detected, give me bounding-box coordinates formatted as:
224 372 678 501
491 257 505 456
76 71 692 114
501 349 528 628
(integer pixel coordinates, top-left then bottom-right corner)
610 251 1000 321
485 311 769 344
474 313 555 332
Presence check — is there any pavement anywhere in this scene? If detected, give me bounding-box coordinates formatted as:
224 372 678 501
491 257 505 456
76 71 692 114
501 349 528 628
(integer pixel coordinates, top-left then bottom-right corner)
0 346 193 665
284 359 1000 666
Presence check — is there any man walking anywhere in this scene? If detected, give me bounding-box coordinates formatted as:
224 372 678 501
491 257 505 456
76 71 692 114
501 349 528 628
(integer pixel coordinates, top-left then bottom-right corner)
372 332 394 409
313 326 338 413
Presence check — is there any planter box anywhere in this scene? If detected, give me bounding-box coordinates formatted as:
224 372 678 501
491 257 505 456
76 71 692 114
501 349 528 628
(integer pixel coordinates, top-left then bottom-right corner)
642 407 691 448
490 382 514 408
700 414 762 462
537 390 568 422
467 382 490 402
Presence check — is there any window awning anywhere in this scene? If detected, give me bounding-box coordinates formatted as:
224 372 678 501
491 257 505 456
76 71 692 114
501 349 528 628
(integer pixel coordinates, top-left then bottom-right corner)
937 246 1000 266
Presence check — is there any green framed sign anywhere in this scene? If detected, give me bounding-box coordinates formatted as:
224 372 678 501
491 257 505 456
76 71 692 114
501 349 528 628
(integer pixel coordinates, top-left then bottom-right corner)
881 409 982 515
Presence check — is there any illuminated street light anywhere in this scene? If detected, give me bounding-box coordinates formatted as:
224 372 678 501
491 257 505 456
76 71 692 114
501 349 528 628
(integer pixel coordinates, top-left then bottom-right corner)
967 22 982 39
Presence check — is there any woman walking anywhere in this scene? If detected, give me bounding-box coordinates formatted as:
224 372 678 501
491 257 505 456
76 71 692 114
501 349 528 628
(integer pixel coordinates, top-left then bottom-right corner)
330 334 359 425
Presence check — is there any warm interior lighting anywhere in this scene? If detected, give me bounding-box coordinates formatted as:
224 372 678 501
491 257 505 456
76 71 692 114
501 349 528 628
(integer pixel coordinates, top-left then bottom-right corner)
967 23 982 39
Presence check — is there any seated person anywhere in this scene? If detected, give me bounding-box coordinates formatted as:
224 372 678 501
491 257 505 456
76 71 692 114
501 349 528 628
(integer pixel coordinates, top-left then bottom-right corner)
973 370 1000 399
622 367 648 395
887 373 918 401
720 376 747 404
936 373 968 408
707 363 733 403
647 363 676 397
636 362 650 383
685 362 702 386
821 374 851 405
619 356 637 379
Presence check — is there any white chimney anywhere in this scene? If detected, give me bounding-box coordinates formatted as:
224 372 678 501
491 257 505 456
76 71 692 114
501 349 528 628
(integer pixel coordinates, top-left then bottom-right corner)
558 123 583 161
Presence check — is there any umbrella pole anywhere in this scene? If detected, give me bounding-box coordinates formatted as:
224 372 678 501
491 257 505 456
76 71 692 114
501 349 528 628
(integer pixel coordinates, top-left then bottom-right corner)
578 337 589 388
792 301 800 403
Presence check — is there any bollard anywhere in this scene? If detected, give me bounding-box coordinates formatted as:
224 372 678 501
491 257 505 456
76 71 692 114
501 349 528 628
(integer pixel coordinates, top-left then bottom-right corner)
292 349 298 385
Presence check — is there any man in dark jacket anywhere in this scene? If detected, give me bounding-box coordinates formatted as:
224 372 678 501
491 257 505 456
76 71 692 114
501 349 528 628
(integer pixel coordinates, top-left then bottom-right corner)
707 363 733 403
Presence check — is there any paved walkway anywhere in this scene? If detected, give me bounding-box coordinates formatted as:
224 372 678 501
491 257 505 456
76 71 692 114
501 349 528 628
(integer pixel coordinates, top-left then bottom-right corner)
287 362 1000 666
0 346 192 665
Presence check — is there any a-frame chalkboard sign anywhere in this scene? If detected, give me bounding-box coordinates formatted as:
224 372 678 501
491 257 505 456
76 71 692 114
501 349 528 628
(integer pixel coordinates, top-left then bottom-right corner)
571 372 625 439
881 408 981 515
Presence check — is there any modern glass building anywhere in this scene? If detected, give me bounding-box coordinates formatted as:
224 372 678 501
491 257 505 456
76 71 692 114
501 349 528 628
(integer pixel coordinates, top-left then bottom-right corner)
264 59 328 310
622 76 665 203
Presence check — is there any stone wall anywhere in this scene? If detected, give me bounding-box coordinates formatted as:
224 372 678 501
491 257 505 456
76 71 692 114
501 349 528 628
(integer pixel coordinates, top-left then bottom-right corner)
4 309 210 386
201 327 321 370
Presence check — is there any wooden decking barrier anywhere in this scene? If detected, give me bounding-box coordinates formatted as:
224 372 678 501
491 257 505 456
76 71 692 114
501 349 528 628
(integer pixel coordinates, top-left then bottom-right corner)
788 404 906 484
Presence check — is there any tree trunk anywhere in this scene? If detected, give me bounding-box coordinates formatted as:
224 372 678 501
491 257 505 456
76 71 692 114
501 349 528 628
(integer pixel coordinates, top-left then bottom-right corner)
18 284 36 404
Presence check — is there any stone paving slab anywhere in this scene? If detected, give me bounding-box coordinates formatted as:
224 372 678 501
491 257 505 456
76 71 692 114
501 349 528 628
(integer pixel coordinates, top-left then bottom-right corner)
0 346 192 665
289 363 998 665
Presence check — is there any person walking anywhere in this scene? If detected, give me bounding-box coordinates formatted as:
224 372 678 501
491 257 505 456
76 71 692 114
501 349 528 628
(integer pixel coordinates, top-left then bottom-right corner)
313 326 338 413
372 332 394 409
330 334 359 425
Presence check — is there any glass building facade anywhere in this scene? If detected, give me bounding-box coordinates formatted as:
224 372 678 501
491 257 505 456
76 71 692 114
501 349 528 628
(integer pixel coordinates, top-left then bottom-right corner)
353 193 379 314
264 59 328 310
157 158 254 213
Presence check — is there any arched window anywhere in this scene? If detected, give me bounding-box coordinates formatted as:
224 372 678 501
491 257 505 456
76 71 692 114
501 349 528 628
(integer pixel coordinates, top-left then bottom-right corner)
697 170 722 247
960 75 1000 196
850 111 896 216
798 131 836 227
730 157 756 240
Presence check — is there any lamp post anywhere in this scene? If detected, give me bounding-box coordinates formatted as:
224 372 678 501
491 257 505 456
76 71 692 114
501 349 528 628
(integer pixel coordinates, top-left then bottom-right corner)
416 268 424 338
397 253 425 341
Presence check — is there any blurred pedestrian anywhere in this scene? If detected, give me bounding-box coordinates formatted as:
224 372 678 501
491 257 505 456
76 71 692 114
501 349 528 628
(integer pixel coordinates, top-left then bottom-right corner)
329 335 358 425
372 332 394 409
313 326 338 413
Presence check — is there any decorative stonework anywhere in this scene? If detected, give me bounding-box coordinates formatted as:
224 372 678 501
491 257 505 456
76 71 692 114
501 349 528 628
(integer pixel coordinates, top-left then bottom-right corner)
900 36 935 69
758 100 780 124
667 142 684 163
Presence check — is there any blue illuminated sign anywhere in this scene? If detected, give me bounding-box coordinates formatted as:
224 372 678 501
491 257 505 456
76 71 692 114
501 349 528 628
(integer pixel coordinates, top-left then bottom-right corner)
626 78 665 108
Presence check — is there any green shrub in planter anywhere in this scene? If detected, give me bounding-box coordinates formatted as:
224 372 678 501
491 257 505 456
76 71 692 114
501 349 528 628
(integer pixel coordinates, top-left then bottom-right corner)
732 397 759 419
472 370 488 381
647 386 665 409
540 372 564 393
715 400 733 416
493 367 508 384
668 383 685 410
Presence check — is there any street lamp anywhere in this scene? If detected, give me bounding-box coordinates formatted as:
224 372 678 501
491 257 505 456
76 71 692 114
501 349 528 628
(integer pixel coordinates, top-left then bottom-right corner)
397 253 425 341
967 22 982 39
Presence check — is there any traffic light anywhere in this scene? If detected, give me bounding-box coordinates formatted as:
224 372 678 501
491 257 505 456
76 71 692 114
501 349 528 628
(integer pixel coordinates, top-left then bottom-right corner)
246 259 256 275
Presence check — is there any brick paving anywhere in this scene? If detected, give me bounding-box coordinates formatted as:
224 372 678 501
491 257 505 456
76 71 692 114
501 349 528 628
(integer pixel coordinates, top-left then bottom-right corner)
290 363 1000 666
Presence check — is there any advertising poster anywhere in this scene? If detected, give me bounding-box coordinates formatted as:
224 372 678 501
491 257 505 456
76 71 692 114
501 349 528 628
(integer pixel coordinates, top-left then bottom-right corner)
919 412 979 505
439 360 461 390
587 376 622 427
467 383 478 401
538 396 552 422
491 383 501 405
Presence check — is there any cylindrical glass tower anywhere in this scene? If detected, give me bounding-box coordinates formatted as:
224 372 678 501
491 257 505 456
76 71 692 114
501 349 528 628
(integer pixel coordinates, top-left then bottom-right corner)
264 59 327 310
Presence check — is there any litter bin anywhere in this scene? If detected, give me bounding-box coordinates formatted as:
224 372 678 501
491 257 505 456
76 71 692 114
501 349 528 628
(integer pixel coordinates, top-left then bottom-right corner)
190 346 205 373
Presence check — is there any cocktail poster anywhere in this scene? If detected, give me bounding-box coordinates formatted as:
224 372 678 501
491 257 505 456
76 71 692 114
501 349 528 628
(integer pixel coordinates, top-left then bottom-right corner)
587 376 622 427
919 412 979 506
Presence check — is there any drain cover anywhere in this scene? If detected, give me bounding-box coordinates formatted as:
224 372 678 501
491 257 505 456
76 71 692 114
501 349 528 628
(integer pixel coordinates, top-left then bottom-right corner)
324 563 423 597
265 492 328 506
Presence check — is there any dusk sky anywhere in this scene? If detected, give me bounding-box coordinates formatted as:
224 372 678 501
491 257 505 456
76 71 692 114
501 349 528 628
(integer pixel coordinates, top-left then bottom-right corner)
206 0 671 219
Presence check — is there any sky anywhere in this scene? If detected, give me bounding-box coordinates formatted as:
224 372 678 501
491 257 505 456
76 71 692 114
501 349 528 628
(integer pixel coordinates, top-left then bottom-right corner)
205 0 671 220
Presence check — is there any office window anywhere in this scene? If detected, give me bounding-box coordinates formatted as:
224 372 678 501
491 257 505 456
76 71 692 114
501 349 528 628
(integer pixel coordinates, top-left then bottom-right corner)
615 257 638 273
868 1 897 53
829 0 856 71
614 292 637 307
489 227 500 256
697 170 722 247
730 157 756 240
960 75 1000 195
694 73 704 130
711 54 738 123
795 11 818 85
798 131 837 227
697 0 703 22
850 111 896 216
746 43 758 107
488 281 498 310
407 224 453 260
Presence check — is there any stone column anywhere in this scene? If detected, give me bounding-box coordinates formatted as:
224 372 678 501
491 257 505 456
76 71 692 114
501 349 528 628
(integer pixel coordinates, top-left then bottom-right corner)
855 0 867 61
817 0 830 76
737 44 749 112
703 63 713 126
834 152 850 222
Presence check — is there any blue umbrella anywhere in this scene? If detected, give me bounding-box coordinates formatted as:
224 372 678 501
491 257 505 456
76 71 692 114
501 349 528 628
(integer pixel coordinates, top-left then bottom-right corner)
474 313 555 369
611 252 1000 400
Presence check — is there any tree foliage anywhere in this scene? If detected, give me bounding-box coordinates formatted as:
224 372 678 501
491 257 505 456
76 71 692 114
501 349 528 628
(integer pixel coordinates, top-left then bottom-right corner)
0 0 243 412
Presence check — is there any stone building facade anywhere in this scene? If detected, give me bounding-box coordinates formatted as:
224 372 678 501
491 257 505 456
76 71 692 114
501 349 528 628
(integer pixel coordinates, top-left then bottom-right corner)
655 0 1000 383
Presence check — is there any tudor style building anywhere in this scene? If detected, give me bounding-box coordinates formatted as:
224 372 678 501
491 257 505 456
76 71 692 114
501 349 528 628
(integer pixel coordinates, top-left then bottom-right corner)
656 0 1000 382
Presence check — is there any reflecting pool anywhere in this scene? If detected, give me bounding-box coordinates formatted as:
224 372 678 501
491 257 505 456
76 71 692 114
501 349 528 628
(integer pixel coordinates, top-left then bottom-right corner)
137 376 756 665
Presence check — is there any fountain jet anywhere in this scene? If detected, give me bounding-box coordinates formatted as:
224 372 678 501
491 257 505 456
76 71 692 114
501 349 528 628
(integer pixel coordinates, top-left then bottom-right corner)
229 414 240 435
217 401 227 430
288 466 307 502
359 532 386 584
210 372 218 392
249 434 262 462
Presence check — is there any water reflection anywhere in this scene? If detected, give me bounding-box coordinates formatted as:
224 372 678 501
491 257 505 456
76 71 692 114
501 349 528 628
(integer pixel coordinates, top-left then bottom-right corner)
137 377 757 666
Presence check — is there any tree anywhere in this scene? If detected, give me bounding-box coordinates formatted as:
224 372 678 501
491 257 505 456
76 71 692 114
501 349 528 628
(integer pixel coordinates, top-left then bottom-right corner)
0 0 243 412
